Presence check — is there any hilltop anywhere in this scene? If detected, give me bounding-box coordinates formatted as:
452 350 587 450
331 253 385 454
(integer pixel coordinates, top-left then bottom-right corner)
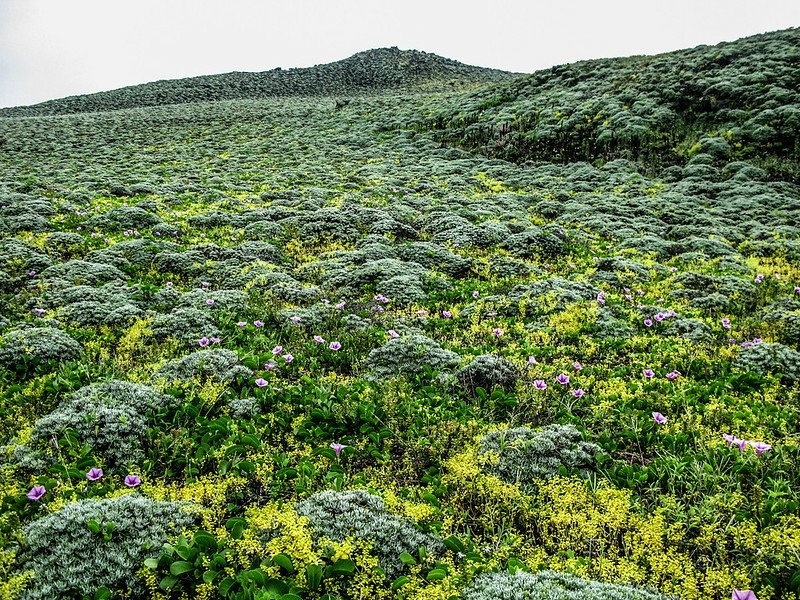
0 47 516 116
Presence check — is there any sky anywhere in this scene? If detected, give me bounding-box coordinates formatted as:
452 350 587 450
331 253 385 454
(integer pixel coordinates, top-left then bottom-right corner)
0 0 798 108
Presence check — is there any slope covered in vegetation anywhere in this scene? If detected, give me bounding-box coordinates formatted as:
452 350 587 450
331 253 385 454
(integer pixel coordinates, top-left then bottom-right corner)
0 29 798 600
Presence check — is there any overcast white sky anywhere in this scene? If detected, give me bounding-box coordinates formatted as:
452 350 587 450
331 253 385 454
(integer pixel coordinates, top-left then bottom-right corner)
0 0 798 108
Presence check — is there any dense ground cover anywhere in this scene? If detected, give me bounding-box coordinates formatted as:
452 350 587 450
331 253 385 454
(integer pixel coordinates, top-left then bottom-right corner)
0 32 798 600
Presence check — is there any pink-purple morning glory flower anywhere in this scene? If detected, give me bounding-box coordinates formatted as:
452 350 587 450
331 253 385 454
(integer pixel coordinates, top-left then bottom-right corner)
237 321 247 327
165 281 173 288
417 309 428 317
198 337 210 348
27 485 46 501
374 294 389 303
290 316 301 323
283 354 294 363
206 299 215 306
210 337 221 344
722 318 731 329
751 441 772 457
573 388 585 398
643 369 655 378
271 345 282 355
644 319 653 327
596 291 606 306
124 475 141 487
472 291 480 298
329 341 341 351
336 301 346 310
314 335 325 344
264 362 276 371
666 370 681 380
754 274 764 284
573 362 582 371
330 442 347 457
534 379 547 390
442 310 452 319
652 412 667 425
86 468 103 481
387 330 400 339
33 308 45 317
254 320 264 327
556 373 570 385
255 378 268 388
732 589 758 600
795 286 800 295
492 328 503 337
724 434 748 452
528 356 537 366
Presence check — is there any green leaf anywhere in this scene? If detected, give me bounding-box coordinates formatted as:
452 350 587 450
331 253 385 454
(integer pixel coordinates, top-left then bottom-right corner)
202 569 218 584
327 558 356 576
169 560 195 576
272 552 294 573
193 531 218 552
426 568 447 581
305 564 323 590
94 587 112 600
225 517 247 540
399 551 417 566
219 577 236 596
264 577 289 594
143 557 160 570
443 535 465 554
391 576 410 591
159 575 178 590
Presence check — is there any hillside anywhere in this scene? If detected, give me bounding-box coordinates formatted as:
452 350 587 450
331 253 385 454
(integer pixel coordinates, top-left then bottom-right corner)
0 47 516 117
0 30 799 600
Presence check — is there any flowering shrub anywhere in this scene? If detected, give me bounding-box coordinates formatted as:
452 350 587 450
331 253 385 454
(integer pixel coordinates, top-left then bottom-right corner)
18 494 197 600
457 354 520 396
155 349 252 384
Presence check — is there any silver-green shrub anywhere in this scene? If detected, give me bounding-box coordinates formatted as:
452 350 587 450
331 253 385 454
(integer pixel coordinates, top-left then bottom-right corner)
14 380 176 469
295 489 443 577
462 570 674 600
0 326 82 372
734 342 800 381
18 494 197 600
479 424 600 490
362 334 460 379
457 354 519 396
155 349 252 384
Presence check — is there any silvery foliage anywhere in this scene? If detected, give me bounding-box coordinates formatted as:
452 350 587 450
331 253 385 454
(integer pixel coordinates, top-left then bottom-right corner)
40 260 125 286
501 227 566 258
734 342 800 381
13 380 175 469
479 424 600 490
295 490 444 578
462 570 674 600
228 396 261 419
457 354 520 395
155 349 252 384
151 307 220 345
19 494 197 600
662 317 711 343
0 326 82 370
507 277 601 308
362 334 460 380
46 282 143 326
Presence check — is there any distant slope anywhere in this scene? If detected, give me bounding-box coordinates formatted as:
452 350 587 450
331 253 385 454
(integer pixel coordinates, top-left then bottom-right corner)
0 48 516 117
403 28 800 180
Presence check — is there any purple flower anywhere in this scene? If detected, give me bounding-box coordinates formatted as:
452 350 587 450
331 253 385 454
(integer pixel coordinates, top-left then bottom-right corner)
255 378 268 388
329 341 341 351
721 318 731 329
283 354 294 363
666 370 681 380
271 345 283 355
732 590 758 600
492 328 503 337
124 475 141 488
165 281 174 288
527 356 537 366
556 373 570 385
237 321 248 328
472 291 480 298
441 310 452 319
573 362 582 371
643 369 655 378
652 412 667 425
751 441 772 457
33 308 45 317
336 301 346 310
206 299 215 306
670 267 677 273
313 335 325 344
752 337 763 344
330 442 347 457
794 286 800 296
643 319 653 327
202 281 210 288
417 309 428 317
534 379 547 390
596 291 606 306
264 362 276 371
198 337 210 348
28 270 36 277
290 316 301 323
27 485 46 501
254 320 264 328
572 388 585 398
387 330 400 339
209 337 221 344
86 468 104 482
754 274 764 284
654 312 666 322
